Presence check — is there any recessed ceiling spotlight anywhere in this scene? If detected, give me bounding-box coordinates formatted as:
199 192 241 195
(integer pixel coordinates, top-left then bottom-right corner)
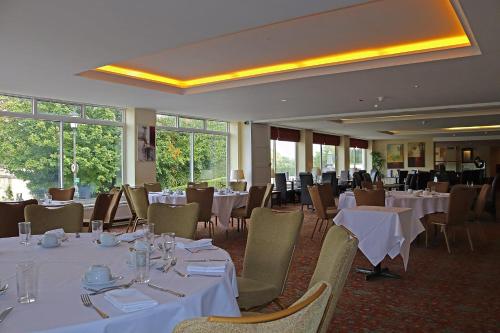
281 99 287 102
358 98 364 102
374 104 379 108
413 84 420 88
377 96 384 102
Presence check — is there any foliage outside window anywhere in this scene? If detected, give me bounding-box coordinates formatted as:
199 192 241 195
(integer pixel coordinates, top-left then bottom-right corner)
85 105 123 122
179 117 204 129
156 114 177 127
206 120 227 132
37 100 81 117
271 140 297 179
0 94 32 113
349 147 366 170
313 144 336 172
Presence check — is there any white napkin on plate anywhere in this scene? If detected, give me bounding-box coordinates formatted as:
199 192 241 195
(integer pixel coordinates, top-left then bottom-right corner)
104 288 158 313
176 238 212 249
117 230 147 242
45 228 66 239
187 262 227 275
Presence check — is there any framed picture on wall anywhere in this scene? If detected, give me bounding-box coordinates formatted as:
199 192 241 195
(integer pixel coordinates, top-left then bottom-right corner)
462 148 473 163
137 125 156 161
387 144 404 169
408 142 425 167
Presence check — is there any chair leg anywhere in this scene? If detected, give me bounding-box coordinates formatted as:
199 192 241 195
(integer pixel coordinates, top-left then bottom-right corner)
311 218 320 239
215 216 218 226
125 216 135 233
442 226 451 254
132 217 139 232
466 226 474 251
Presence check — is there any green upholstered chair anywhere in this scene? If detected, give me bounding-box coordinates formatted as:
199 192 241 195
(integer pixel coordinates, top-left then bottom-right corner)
173 281 331 333
309 225 359 333
237 208 303 310
148 203 200 239
24 203 83 234
186 187 215 237
231 185 267 231
144 182 162 193
48 187 75 201
128 186 149 232
261 183 274 208
0 199 38 238
122 184 137 233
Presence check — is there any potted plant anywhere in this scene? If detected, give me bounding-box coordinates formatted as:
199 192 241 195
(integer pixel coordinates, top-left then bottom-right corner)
371 151 385 180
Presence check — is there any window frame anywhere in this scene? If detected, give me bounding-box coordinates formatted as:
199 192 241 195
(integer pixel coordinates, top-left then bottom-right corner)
313 143 337 172
270 139 298 180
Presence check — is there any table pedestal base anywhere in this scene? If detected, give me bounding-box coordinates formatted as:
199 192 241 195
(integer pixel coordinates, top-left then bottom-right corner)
356 263 401 281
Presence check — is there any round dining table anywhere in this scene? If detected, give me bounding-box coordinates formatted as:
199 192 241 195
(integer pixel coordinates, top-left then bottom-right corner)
0 233 239 333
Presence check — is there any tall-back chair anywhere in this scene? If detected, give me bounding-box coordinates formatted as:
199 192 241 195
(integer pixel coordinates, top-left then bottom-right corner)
353 189 385 207
122 184 136 232
143 182 162 193
299 172 314 210
426 185 476 253
128 187 149 232
104 187 123 229
0 199 38 237
48 187 75 201
361 181 373 190
186 187 215 237
148 203 199 239
24 203 83 234
416 172 431 190
261 183 274 208
309 226 359 333
237 208 304 310
426 181 449 193
230 185 267 232
187 182 208 189
373 181 384 190
308 185 338 240
86 193 113 232
229 181 247 192
274 173 293 204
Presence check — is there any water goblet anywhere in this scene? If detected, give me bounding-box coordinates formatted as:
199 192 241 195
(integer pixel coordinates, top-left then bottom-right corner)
161 232 175 261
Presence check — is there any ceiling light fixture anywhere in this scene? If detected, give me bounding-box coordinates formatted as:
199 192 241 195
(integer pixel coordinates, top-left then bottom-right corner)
94 35 470 89
444 125 500 131
281 99 287 102
413 84 420 88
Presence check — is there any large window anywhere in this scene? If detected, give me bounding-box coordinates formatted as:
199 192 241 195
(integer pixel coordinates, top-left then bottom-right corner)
313 144 336 172
350 147 366 170
271 140 297 179
0 93 124 201
156 115 229 189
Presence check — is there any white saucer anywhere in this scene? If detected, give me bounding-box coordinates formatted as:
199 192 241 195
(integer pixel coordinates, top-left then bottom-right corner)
81 276 121 289
38 240 61 248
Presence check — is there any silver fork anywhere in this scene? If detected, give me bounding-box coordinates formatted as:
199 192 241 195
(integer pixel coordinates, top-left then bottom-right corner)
80 294 109 319
88 280 135 296
173 269 221 278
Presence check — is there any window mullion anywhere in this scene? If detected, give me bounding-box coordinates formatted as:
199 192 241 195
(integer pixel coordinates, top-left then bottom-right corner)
190 133 194 182
59 121 64 188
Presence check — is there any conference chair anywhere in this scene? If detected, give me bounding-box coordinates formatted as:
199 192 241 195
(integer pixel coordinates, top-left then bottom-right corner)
143 182 162 193
0 199 38 237
24 203 83 234
187 182 208 189
122 184 137 232
308 184 338 240
353 189 385 207
128 186 149 232
230 185 267 232
148 203 199 239
48 187 75 201
426 181 449 193
186 187 215 237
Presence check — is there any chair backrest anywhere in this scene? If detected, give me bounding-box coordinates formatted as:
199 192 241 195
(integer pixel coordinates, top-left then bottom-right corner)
121 184 136 216
362 173 372 183
143 182 162 193
353 189 385 206
104 187 123 225
88 193 113 231
128 187 149 219
426 181 449 193
148 203 199 239
261 183 274 208
352 172 363 188
373 181 384 190
244 185 268 217
186 187 214 222
299 173 314 205
24 203 83 234
243 208 303 294
173 282 331 333
0 199 38 237
229 181 247 192
48 187 75 201
309 226 359 333
187 182 208 189
416 172 431 190
308 184 336 220
361 181 373 190
398 170 408 184
446 185 476 226
474 184 491 219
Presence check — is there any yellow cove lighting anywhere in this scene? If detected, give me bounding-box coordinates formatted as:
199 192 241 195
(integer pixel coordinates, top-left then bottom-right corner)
95 34 470 89
444 125 500 131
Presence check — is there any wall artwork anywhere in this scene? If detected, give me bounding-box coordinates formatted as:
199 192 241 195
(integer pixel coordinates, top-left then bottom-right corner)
137 125 156 161
386 144 404 169
408 142 426 167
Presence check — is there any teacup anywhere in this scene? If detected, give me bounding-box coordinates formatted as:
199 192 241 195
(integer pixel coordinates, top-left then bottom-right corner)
41 233 60 248
99 232 117 246
84 265 112 285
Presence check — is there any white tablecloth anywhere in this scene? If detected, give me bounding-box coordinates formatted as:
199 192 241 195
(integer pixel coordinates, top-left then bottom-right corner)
148 192 248 230
0 234 240 333
333 206 425 270
338 191 449 222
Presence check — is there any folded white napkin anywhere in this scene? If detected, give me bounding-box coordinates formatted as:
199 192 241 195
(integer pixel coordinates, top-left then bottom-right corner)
104 288 158 313
176 238 213 249
45 228 66 239
117 230 147 242
187 262 227 275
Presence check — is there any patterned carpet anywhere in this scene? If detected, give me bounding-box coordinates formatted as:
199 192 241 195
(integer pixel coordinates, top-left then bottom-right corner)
116 204 500 332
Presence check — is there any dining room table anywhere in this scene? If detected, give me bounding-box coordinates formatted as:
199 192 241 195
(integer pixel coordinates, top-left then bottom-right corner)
148 191 248 230
0 233 240 333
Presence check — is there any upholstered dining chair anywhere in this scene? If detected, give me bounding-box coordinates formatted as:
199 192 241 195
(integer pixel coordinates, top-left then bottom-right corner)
373 181 384 190
308 226 358 333
361 181 373 190
426 181 449 193
186 187 215 237
143 182 162 193
187 182 208 189
261 183 274 208
104 187 123 230
0 199 38 238
48 187 75 201
24 203 83 234
128 186 149 232
173 282 331 333
229 181 247 192
148 203 199 239
122 184 137 232
230 185 267 232
299 172 314 210
236 208 303 310
85 193 113 232
308 185 338 240
353 189 385 207
469 184 491 241
426 185 476 253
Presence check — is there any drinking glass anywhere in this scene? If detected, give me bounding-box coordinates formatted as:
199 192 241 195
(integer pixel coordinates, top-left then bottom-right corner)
18 222 31 245
142 223 155 246
15 193 23 201
91 220 103 242
431 186 436 193
161 232 175 261
134 250 150 283
44 193 52 204
16 261 38 303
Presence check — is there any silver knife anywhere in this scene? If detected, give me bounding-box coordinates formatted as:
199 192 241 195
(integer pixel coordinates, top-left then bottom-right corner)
0 307 13 323
147 283 185 297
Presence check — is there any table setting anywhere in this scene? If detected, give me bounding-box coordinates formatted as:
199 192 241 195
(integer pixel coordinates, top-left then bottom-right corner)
0 221 240 333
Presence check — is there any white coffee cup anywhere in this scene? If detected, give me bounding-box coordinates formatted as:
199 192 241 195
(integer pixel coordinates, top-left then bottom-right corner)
99 232 117 246
84 265 112 284
41 233 60 248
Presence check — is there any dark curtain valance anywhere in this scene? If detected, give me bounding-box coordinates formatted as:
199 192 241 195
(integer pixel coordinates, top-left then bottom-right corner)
270 126 300 142
313 132 340 146
349 138 369 149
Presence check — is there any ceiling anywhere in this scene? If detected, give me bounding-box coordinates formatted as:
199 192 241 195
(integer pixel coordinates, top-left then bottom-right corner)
0 0 499 139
